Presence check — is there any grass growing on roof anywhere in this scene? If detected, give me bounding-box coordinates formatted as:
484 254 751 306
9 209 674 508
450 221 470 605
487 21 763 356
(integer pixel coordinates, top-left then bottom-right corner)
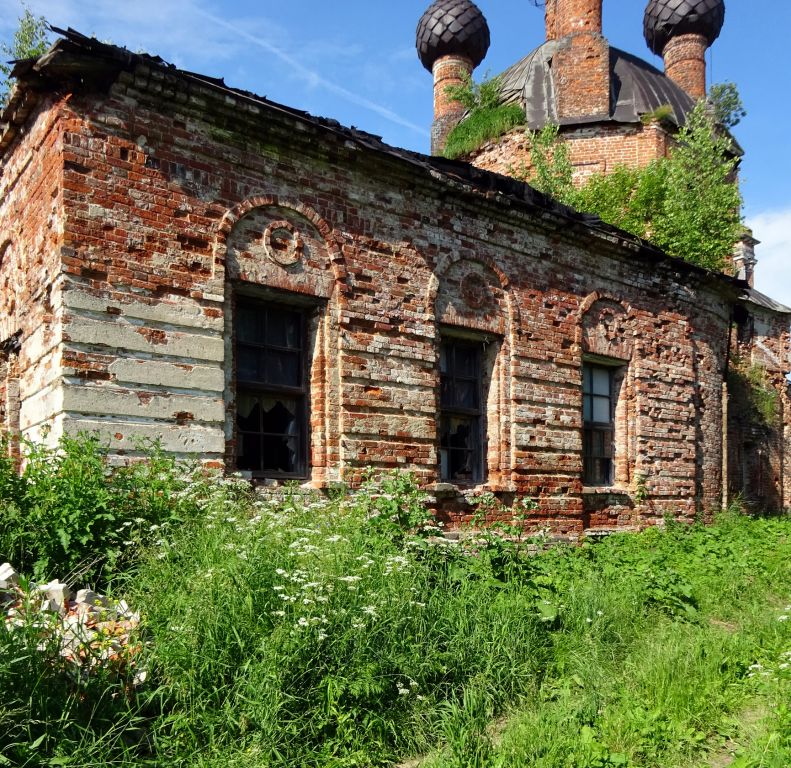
442 72 526 160
443 103 526 160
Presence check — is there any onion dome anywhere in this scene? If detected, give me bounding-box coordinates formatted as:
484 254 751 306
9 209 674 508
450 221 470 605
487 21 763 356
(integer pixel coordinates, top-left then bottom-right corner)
416 0 490 72
644 0 725 55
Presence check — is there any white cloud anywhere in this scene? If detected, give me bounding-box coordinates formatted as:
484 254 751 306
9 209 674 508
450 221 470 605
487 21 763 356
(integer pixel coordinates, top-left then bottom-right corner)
747 208 791 309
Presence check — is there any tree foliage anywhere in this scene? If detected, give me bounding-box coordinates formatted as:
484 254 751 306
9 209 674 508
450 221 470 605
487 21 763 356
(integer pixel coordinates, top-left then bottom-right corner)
527 103 743 273
524 124 575 205
708 82 747 129
0 6 50 103
649 104 743 271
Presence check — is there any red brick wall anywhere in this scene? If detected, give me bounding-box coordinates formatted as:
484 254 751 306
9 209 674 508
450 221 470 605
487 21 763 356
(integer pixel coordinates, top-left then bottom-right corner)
545 0 609 120
663 33 708 101
554 34 610 121
468 122 672 183
0 61 736 531
553 0 602 37
0 96 65 447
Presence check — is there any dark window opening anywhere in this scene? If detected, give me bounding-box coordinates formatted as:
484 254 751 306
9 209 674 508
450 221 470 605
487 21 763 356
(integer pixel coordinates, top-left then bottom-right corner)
439 339 483 483
583 363 614 486
236 301 307 477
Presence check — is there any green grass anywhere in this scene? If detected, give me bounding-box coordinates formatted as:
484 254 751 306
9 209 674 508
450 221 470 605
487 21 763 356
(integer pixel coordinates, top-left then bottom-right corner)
443 104 525 160
2 443 791 766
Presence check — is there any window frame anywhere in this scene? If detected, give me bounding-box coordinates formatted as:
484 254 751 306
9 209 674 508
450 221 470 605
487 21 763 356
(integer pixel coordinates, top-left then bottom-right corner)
439 337 485 485
234 298 310 480
582 362 616 487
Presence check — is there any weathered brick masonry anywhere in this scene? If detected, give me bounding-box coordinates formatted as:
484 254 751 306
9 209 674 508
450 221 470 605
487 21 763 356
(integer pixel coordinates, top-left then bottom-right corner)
468 122 673 185
728 302 791 512
416 0 791 517
0 95 64 454
0 32 760 532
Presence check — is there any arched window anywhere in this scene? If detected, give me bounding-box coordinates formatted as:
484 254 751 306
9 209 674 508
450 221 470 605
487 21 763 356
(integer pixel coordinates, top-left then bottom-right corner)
219 199 343 483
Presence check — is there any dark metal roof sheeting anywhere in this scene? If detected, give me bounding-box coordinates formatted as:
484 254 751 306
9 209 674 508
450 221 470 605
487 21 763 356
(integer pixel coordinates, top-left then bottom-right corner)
644 0 725 56
499 42 696 129
742 288 791 315
416 0 490 71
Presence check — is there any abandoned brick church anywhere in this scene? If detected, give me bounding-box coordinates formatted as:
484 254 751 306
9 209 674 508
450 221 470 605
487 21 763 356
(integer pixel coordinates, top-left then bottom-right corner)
0 0 788 532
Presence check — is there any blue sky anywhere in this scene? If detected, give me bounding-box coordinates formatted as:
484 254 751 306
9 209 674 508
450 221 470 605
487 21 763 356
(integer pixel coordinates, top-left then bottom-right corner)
2 0 789 305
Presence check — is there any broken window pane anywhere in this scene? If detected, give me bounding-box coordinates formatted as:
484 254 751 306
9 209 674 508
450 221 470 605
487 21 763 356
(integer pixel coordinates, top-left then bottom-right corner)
236 300 307 477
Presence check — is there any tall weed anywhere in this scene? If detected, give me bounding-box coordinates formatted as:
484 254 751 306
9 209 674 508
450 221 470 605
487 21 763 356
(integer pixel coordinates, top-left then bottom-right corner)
0 434 198 586
2 451 791 767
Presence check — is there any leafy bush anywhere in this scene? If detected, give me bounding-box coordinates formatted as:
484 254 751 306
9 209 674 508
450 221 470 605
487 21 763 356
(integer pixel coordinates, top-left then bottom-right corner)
3 453 791 767
520 124 576 205
524 103 743 273
0 433 198 586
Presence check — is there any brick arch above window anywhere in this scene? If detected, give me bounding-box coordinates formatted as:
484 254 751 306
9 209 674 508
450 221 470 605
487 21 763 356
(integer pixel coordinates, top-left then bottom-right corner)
215 197 346 296
434 256 517 335
577 294 634 362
